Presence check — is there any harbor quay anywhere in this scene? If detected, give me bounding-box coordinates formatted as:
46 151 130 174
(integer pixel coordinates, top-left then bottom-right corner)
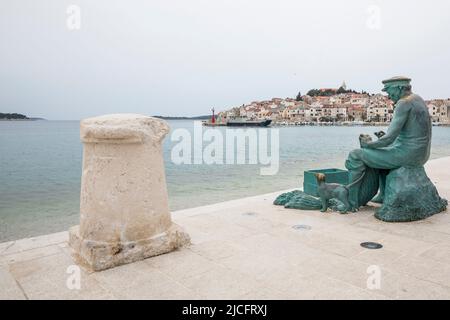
1 156 449 300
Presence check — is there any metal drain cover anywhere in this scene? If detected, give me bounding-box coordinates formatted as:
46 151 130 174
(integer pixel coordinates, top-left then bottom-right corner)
292 224 312 230
360 242 383 249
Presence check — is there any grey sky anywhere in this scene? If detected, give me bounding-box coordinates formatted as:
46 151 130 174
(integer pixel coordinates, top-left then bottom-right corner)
1 0 449 120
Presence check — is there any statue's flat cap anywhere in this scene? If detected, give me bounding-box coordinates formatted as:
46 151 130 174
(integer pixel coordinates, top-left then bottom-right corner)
382 76 411 84
382 76 411 91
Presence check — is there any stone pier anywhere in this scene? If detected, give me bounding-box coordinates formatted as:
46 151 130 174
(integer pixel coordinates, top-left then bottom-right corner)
68 114 190 271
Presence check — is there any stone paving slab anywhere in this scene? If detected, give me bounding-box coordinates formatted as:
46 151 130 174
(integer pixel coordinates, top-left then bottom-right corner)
0 157 449 299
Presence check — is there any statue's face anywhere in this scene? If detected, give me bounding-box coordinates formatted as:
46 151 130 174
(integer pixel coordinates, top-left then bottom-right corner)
385 86 402 104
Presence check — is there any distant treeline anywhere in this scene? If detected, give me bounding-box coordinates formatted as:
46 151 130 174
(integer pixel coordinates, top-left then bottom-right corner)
306 87 370 97
0 113 29 120
154 115 210 120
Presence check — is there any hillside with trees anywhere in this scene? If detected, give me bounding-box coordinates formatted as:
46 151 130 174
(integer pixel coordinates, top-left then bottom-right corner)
306 87 370 97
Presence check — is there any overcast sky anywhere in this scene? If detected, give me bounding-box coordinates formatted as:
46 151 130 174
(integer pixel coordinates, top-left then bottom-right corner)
1 0 449 120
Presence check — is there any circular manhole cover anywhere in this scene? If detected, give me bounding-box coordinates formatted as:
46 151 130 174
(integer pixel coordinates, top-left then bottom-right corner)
292 224 312 231
360 242 383 249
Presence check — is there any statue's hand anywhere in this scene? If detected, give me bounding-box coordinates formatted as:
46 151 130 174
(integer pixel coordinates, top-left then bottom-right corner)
359 134 373 149
360 140 371 149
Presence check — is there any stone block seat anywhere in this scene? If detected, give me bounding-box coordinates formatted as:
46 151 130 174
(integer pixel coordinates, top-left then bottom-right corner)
375 166 447 222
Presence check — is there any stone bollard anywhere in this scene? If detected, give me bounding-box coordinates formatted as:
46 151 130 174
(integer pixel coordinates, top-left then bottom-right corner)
69 114 190 271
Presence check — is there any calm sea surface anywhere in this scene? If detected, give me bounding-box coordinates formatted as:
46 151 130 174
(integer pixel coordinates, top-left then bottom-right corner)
1 120 450 241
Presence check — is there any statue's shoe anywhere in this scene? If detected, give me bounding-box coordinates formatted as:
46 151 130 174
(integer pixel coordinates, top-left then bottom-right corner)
371 193 384 204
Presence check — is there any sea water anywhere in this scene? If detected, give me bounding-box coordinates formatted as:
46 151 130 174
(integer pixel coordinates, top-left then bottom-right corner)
1 120 450 241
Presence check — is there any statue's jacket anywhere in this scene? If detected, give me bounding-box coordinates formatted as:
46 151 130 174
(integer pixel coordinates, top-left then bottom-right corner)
359 94 432 169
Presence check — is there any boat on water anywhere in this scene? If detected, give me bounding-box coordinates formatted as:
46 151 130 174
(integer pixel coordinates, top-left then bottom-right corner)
226 119 272 127
203 119 272 127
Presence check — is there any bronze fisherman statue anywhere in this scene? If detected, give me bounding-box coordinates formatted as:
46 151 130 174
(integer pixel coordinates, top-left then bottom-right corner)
274 76 447 222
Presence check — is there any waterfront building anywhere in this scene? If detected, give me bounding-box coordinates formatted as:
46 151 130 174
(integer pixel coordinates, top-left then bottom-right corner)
367 105 393 122
428 99 450 123
347 105 366 122
305 107 322 122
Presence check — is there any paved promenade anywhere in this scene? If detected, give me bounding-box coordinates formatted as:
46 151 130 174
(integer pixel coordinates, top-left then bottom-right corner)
1 157 450 299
